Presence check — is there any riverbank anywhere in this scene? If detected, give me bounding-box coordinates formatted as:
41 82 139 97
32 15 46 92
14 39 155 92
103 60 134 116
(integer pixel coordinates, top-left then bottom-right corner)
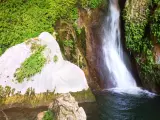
0 102 98 120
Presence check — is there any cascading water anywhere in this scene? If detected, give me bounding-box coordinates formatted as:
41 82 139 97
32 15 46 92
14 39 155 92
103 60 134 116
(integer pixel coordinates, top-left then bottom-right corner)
102 0 137 89
94 1 157 119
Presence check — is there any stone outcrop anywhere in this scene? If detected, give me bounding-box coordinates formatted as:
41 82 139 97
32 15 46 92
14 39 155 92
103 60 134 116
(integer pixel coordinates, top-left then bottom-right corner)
123 0 160 93
37 111 46 120
54 0 109 90
0 32 93 109
77 1 108 90
0 32 88 95
37 93 87 120
50 93 86 120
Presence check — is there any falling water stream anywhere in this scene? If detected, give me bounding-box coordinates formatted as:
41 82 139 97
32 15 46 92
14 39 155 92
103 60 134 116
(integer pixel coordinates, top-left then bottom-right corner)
1 1 160 120
94 0 160 120
102 0 136 89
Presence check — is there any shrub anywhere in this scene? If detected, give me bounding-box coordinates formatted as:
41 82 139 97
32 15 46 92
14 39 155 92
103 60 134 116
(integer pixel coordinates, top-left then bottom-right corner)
80 0 103 9
151 2 160 43
0 0 78 55
43 110 54 120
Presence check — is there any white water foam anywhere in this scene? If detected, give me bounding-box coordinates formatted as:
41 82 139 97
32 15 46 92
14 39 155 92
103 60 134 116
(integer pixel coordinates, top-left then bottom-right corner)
102 0 156 97
106 88 156 97
102 0 136 88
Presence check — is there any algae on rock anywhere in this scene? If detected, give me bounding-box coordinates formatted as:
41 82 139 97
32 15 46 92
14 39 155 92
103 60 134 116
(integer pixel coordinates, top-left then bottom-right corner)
14 45 46 83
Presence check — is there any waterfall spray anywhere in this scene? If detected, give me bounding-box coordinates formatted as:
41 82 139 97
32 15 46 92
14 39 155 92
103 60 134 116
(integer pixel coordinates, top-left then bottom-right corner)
102 0 137 88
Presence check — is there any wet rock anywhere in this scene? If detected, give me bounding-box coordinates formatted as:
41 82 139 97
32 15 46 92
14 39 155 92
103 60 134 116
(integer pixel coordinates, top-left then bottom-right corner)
77 2 108 90
154 45 160 64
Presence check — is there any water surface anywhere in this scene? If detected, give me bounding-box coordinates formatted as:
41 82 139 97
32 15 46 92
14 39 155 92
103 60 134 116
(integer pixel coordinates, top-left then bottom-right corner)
95 90 160 120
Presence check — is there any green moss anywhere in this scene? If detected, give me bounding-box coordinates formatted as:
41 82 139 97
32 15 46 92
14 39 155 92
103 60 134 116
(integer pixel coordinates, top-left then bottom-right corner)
80 0 103 9
123 0 151 53
53 55 58 63
30 42 43 52
70 89 96 103
0 87 95 109
151 2 160 44
0 0 79 55
154 0 160 4
124 0 160 83
0 0 103 56
0 92 57 109
77 27 86 56
63 39 74 48
0 85 58 108
43 110 55 120
14 45 46 83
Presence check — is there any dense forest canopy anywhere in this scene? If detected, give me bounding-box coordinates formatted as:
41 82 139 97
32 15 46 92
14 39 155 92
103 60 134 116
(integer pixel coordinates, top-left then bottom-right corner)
0 0 102 55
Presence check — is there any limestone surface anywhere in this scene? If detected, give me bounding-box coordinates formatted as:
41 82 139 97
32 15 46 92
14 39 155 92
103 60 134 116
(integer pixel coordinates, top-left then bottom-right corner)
49 93 86 120
0 32 88 94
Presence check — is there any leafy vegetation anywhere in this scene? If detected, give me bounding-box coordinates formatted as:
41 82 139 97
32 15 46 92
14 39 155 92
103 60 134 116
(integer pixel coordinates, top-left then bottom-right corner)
0 85 59 107
71 89 95 102
123 0 151 53
14 45 46 83
151 1 160 44
0 86 15 99
154 0 160 4
80 0 103 9
123 0 160 83
0 0 103 56
30 42 43 52
43 110 55 120
0 0 78 55
63 39 74 48
0 86 95 108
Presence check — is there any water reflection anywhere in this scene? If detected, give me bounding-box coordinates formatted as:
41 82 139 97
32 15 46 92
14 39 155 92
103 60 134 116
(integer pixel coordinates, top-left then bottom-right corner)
95 90 160 120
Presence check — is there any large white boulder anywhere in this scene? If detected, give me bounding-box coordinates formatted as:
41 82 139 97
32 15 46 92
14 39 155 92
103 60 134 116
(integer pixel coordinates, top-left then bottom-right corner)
0 32 88 94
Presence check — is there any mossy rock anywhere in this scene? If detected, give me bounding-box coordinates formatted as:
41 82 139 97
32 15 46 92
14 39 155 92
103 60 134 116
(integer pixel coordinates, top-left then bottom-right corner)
14 44 46 83
123 0 160 90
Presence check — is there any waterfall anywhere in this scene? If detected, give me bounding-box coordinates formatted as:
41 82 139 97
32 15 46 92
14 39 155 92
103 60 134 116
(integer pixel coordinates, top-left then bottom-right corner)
102 0 137 89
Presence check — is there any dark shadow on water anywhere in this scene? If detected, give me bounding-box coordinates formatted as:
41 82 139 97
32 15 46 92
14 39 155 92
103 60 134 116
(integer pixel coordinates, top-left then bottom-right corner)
95 90 160 120
1 91 160 120
0 103 99 120
79 102 99 120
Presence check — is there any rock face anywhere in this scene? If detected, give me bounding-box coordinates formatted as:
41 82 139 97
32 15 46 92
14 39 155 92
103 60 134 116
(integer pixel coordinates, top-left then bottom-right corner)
154 45 160 64
0 32 88 94
37 111 46 120
53 0 108 90
77 1 108 90
123 0 160 93
49 93 86 120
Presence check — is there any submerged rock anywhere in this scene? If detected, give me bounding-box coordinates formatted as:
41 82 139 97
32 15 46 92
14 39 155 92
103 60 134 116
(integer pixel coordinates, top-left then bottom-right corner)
0 32 88 94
